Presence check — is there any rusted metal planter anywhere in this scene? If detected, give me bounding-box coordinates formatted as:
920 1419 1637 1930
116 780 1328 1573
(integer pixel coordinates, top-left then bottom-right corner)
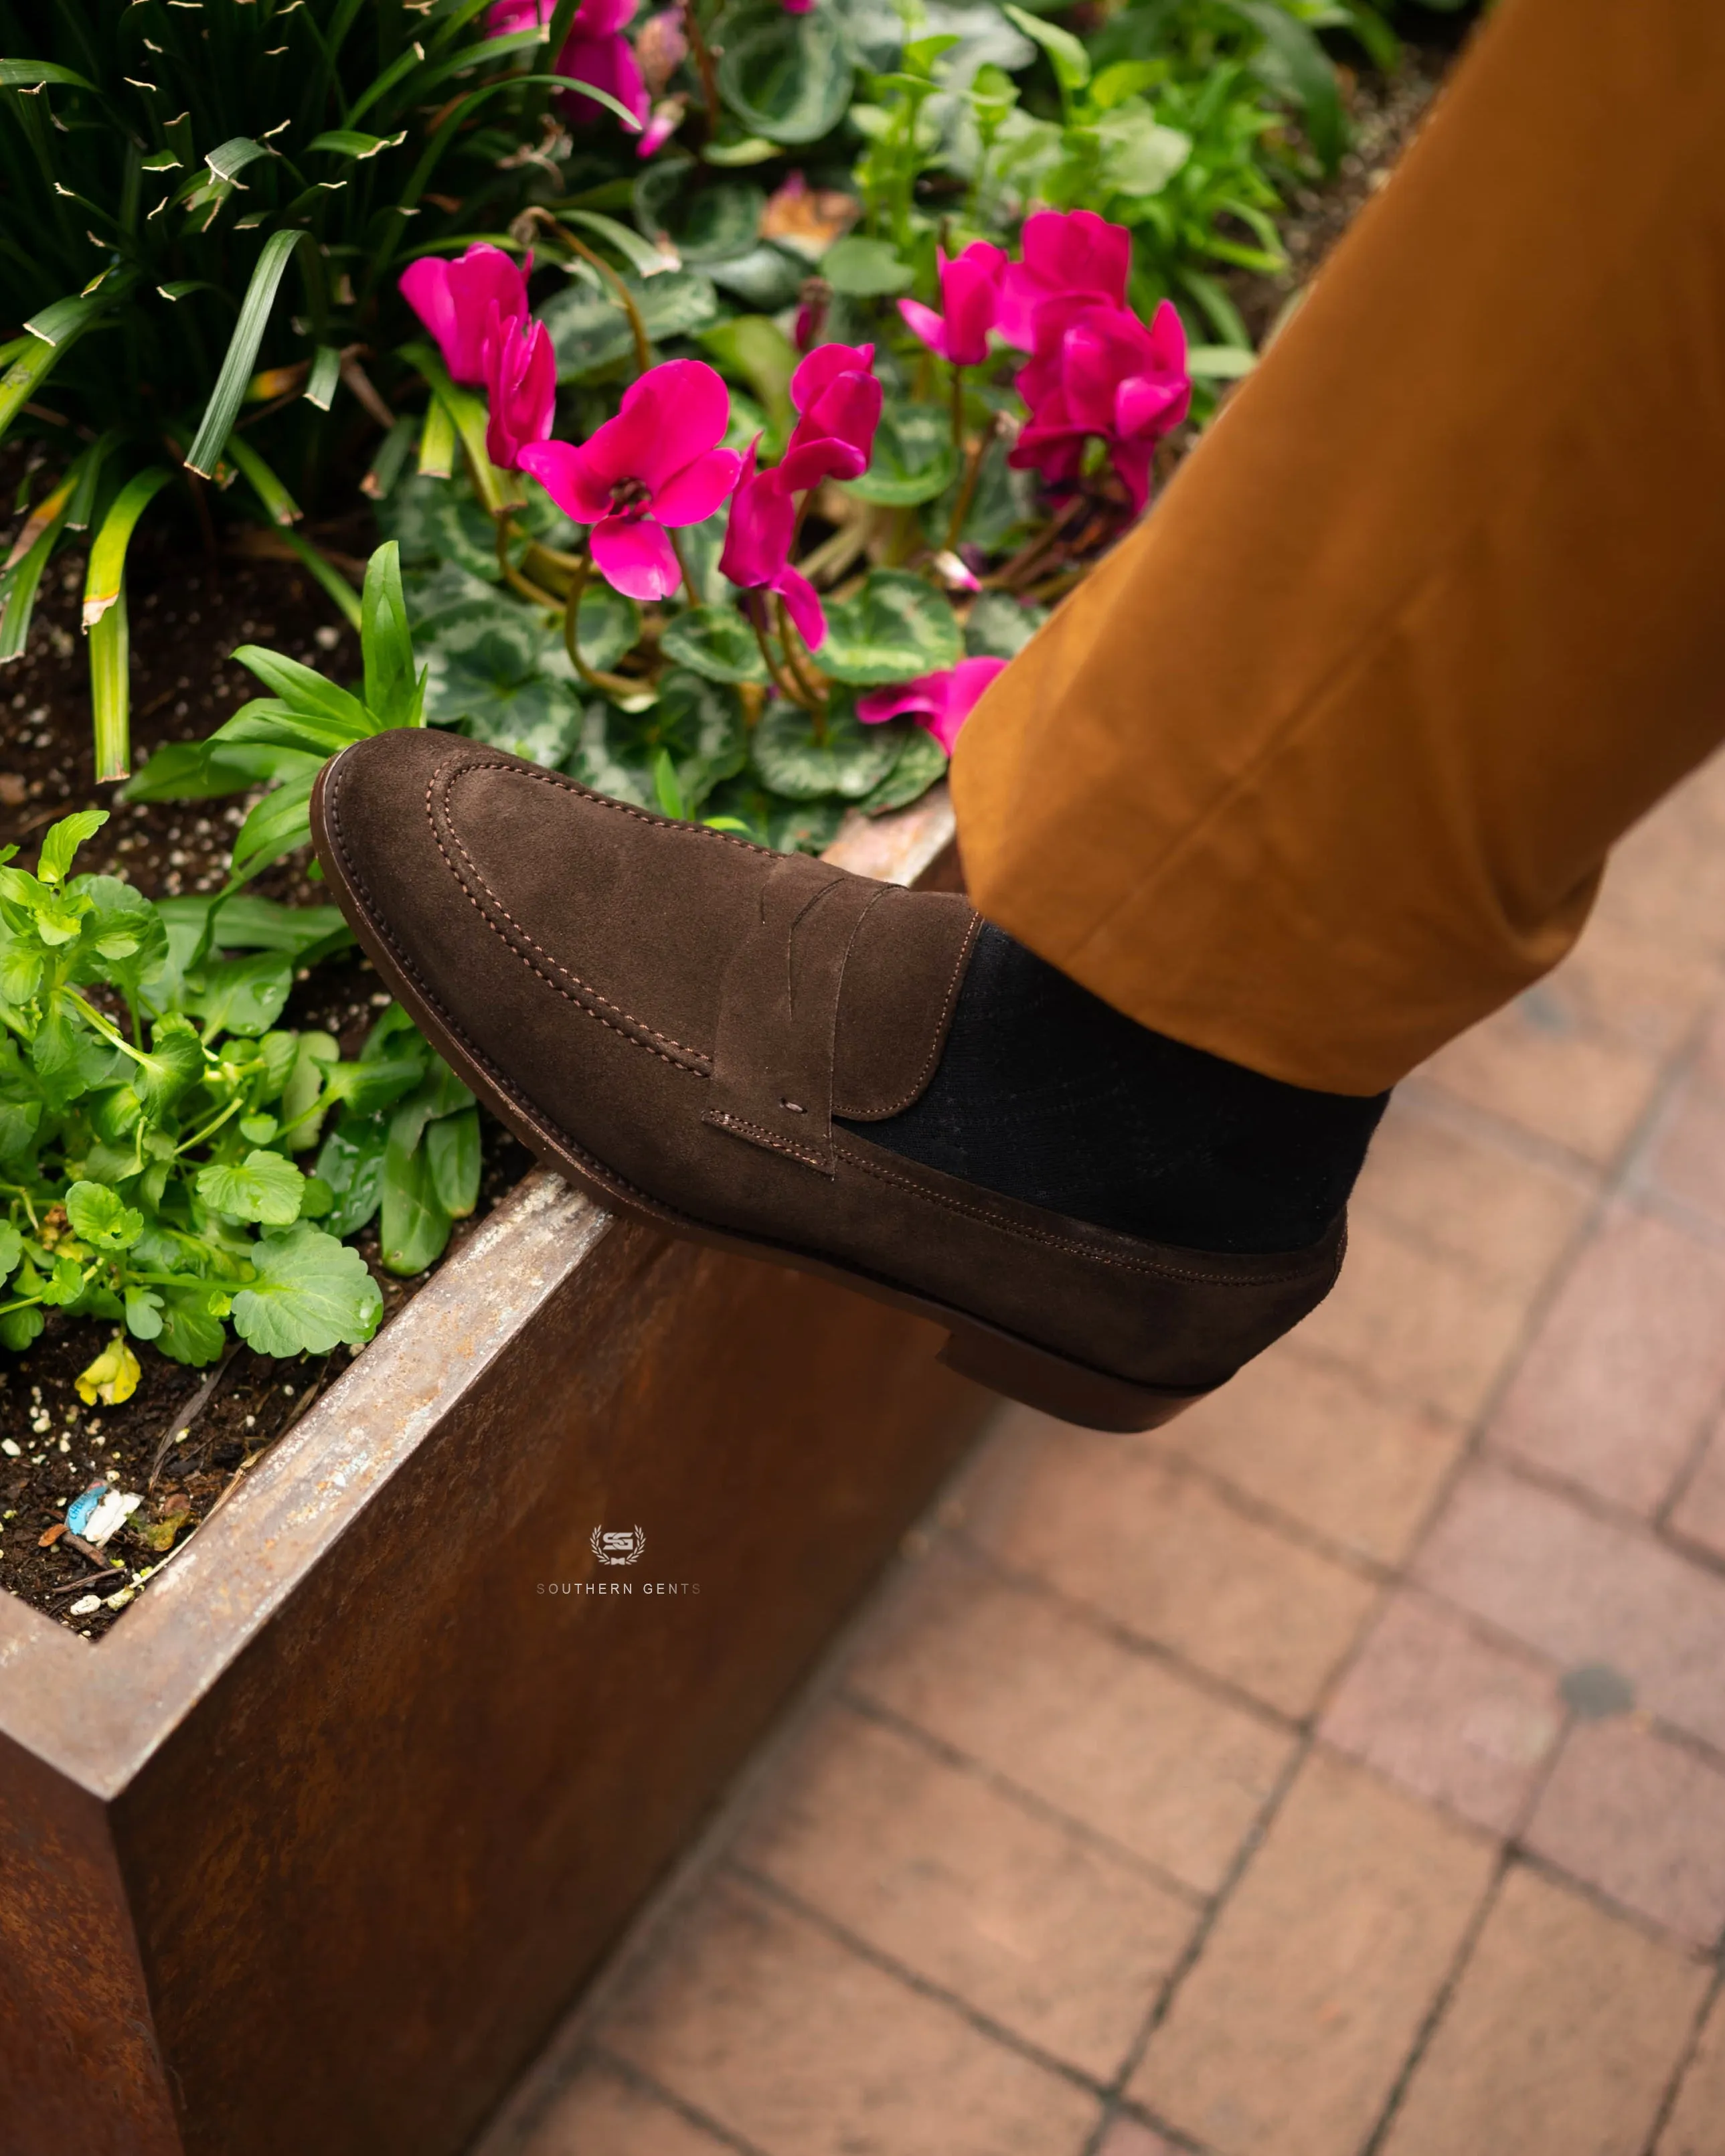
0 793 989 2156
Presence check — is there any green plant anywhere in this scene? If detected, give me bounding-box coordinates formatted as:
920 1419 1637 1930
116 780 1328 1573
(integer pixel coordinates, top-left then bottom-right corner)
0 811 400 1367
0 0 636 779
129 540 428 896
845 0 1395 351
0 796 493 1363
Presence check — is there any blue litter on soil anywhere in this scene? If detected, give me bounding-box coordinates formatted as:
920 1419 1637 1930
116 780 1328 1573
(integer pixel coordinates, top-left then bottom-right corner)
66 1484 109 1538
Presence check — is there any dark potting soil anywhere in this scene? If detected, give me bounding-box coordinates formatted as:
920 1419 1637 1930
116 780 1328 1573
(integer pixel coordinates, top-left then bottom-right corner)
0 509 531 1637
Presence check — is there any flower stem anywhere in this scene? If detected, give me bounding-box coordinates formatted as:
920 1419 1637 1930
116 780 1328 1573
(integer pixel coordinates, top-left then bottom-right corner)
494 509 565 610
943 402 996 555
665 527 699 602
774 593 828 734
0 1184 40 1234
797 509 875 588
745 593 815 711
64 991 155 1071
560 231 652 372
563 557 649 701
982 493 1086 592
1021 564 1090 606
681 0 723 144
523 540 584 593
174 1096 244 1158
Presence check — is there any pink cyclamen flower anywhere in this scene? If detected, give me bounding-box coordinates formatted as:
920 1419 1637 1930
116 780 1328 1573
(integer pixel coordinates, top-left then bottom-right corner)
487 0 649 130
400 243 529 387
778 342 882 491
783 0 815 12
719 439 825 650
995 209 1131 351
856 657 1007 756
483 312 556 472
637 95 686 158
1011 297 1191 515
898 242 1007 369
517 359 740 601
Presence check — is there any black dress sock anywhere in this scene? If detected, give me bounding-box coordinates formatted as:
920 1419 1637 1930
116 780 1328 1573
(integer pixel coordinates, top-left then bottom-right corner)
841 922 1389 1255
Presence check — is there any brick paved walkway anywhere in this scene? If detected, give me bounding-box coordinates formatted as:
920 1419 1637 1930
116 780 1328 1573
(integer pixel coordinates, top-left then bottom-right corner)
479 762 1725 2156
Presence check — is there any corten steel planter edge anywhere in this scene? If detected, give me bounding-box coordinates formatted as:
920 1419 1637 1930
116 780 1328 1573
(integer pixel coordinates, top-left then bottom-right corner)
0 786 993 2156
0 1173 610 1792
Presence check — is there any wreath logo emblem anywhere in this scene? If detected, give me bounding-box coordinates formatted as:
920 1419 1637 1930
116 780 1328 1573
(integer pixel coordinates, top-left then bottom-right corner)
592 1525 646 1566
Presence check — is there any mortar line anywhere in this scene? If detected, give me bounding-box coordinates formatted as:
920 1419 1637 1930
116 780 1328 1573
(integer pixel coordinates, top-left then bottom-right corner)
944 1527 1307 1736
1377 1072 1611 1189
1402 1563 1725 1787
1121 1441 1406 1584
1638 1967 1723 2156
586 2046 776 2156
726 1861 1113 2100
833 1687 1212 1909
1653 1359 1725 1540
1093 1719 1318 2123
1353 1685 1591 2156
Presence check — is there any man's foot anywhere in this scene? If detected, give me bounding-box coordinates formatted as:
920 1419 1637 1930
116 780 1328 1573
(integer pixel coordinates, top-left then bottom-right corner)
852 920 1386 1254
311 734 1356 1432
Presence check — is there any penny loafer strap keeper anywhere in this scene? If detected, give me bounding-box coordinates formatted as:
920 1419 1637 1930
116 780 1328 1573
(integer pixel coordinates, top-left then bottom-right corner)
702 857 891 1173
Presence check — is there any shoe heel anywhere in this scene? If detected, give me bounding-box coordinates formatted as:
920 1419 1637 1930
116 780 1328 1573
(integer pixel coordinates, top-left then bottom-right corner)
936 1319 1214 1434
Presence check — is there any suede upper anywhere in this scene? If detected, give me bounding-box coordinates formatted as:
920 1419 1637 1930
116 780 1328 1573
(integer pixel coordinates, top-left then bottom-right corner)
317 731 1345 1394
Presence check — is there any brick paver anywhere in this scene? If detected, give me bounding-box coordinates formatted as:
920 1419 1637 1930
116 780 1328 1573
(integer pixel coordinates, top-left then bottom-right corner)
1667 1406 1725 1560
1414 1461 1725 1751
957 1408 1379 1716
1524 1719 1725 1947
1420 993 1664 1166
1290 1208 1540 1422
1131 1749 1493 2156
1319 1589 1563 1834
845 1542 1292 1894
1657 1988 1725 2155
1095 2123 1181 2156
482 770 1725 2156
515 2062 733 2155
732 1700 1197 2079
600 1874 1098 2156
1160 1346 1463 1566
1345 1092 1593 1299
1485 1205 1725 1514
1525 908 1722 1059
1378 1864 1708 2156
1605 786 1725 960
1642 1005 1725 1230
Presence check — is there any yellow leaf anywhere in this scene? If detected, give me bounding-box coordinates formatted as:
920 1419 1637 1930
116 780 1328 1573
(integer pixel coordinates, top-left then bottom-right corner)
75 1337 141 1408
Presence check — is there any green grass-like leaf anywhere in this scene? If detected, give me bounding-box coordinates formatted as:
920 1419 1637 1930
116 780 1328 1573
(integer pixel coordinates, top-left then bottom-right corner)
186 229 313 477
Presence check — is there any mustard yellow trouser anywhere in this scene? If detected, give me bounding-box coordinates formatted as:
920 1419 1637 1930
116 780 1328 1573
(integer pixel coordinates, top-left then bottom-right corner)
952 0 1725 1098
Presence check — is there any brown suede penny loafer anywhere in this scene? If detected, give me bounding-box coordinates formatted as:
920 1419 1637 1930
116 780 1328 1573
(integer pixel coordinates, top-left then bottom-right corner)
310 733 1345 1432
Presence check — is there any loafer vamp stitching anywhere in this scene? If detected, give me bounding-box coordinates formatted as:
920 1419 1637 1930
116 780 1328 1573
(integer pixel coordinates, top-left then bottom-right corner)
431 758 716 1072
317 733 1349 1398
